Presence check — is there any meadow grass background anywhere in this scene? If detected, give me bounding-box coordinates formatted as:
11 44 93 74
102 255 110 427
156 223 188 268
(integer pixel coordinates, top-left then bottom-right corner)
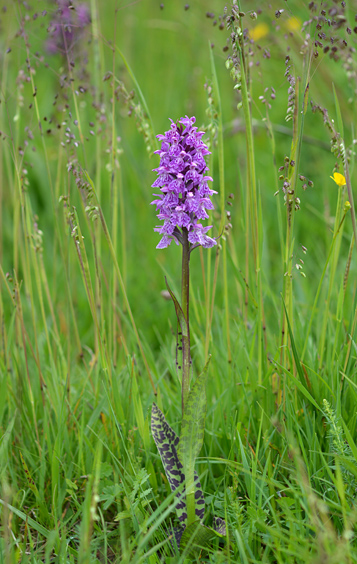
1 0 357 562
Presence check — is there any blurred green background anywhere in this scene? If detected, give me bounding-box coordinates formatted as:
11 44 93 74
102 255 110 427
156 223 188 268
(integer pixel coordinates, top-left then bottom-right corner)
1 0 355 351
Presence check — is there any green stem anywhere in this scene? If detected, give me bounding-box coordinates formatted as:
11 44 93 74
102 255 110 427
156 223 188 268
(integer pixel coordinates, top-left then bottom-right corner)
185 465 196 527
301 208 349 362
237 30 263 383
318 185 345 367
85 173 156 394
181 229 195 525
181 228 191 416
211 50 231 363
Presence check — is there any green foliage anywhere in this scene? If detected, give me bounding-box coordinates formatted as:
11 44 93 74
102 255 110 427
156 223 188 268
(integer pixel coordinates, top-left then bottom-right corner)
1 0 357 562
164 277 188 339
323 399 357 500
180 520 217 557
177 358 210 525
151 403 204 526
151 399 226 554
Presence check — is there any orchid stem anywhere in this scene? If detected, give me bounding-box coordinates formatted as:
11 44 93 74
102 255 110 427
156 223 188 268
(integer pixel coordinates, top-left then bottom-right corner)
181 228 191 416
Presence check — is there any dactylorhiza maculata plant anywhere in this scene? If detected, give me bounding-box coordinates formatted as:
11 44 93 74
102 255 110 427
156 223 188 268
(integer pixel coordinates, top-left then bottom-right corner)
151 115 217 415
150 117 225 555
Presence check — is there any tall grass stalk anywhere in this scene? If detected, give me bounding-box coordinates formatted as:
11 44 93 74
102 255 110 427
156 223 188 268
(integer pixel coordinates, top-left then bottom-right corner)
86 173 156 393
210 47 231 363
281 72 310 371
301 204 350 362
318 182 346 368
232 19 264 384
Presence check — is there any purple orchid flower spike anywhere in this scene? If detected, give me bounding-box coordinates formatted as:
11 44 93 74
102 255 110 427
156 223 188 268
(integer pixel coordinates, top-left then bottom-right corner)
151 116 217 250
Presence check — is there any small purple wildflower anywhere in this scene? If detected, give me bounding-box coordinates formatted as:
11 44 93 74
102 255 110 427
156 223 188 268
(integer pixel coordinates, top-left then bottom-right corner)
47 0 90 55
151 116 217 249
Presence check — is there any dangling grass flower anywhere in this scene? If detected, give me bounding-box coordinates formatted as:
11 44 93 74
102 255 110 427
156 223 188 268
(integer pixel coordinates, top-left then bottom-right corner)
330 172 346 187
151 116 217 249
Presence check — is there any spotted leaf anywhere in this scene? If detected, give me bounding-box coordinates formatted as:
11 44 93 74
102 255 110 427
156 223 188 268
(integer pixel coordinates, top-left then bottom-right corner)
151 403 205 524
212 515 226 536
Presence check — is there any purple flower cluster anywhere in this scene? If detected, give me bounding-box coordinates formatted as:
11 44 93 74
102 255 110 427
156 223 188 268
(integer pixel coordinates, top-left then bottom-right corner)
151 116 217 249
47 1 90 55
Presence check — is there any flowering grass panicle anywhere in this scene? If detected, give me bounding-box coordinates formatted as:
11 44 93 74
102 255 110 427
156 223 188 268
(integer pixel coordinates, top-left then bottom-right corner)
151 116 217 249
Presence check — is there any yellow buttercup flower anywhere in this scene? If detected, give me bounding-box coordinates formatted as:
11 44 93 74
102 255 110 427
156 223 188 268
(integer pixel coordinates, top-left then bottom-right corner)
286 16 301 32
250 23 269 41
330 172 346 187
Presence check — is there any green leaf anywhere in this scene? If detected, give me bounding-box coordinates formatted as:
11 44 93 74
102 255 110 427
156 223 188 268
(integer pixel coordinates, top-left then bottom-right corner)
65 478 78 496
132 370 150 452
0 412 16 466
129 468 151 504
0 499 50 539
151 404 205 524
151 403 187 524
341 418 357 463
275 360 320 411
177 357 211 524
100 461 114 479
164 276 189 389
166 516 226 555
213 515 226 535
100 484 123 510
180 520 217 557
177 357 211 468
282 298 308 391
164 277 188 337
332 83 344 140
20 451 39 496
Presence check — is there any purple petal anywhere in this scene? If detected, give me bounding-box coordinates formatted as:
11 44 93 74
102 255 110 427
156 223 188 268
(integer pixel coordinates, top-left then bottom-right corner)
152 116 217 249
